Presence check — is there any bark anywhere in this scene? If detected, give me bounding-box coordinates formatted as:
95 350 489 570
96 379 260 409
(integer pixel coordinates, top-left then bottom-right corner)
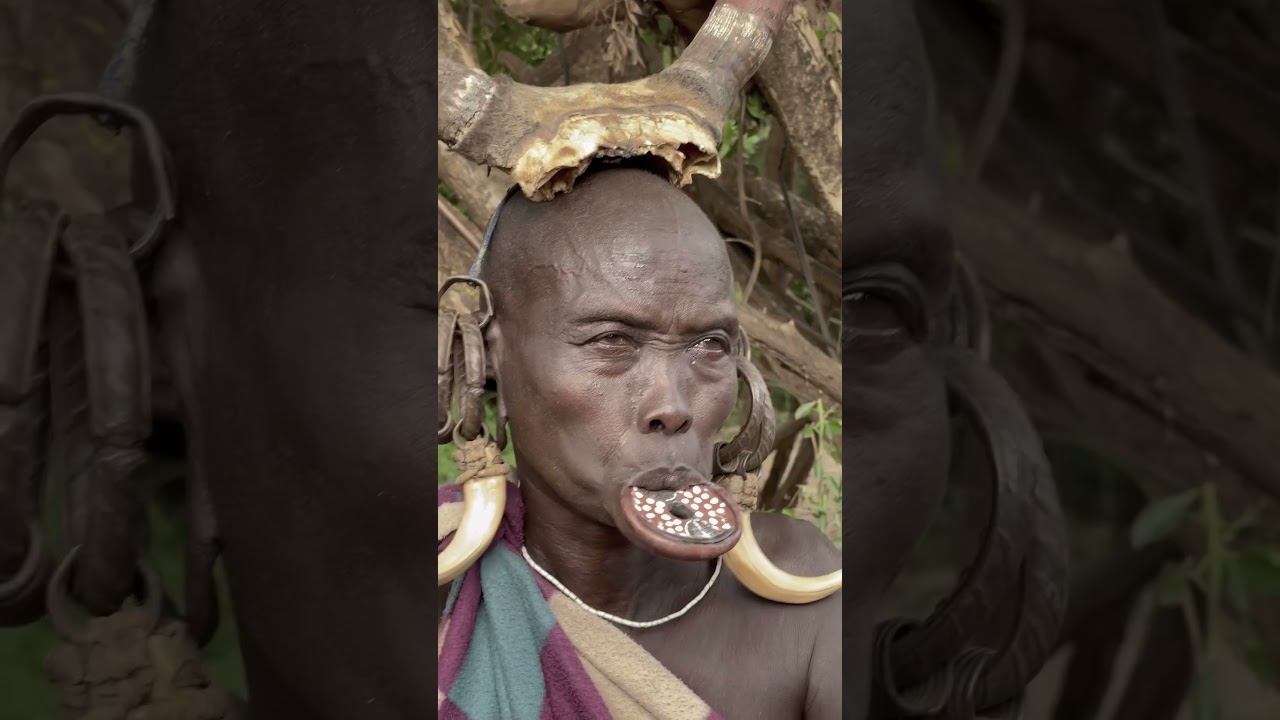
664 1 843 230
725 163 839 270
753 2 842 229
438 0 480 69
918 1 1266 337
1025 0 1280 165
438 202 482 317
688 175 840 299
952 182 1280 504
497 25 654 86
437 141 511 227
954 180 1280 670
740 302 840 407
499 0 627 33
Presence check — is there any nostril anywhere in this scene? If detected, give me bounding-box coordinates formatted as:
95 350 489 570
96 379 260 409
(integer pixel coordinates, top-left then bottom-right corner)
648 419 664 432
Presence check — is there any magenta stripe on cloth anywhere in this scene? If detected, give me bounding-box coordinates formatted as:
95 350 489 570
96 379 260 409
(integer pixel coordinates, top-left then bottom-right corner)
438 481 613 719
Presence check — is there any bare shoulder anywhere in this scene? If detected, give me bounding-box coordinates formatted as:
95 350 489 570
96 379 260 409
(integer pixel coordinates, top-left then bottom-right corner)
747 511 842 580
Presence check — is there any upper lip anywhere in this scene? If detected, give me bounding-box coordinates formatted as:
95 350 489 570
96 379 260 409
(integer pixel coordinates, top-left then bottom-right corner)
627 465 706 492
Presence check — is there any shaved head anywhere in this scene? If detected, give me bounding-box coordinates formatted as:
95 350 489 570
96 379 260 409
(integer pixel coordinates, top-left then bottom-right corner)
477 166 731 315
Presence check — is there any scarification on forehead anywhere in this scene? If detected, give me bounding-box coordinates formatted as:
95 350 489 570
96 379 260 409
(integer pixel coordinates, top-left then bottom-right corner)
483 167 732 315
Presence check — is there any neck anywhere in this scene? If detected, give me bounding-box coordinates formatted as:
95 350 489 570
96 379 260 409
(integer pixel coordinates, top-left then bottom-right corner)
519 473 715 621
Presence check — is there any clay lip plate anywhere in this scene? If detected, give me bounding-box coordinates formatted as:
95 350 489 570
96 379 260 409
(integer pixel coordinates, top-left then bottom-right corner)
618 484 742 559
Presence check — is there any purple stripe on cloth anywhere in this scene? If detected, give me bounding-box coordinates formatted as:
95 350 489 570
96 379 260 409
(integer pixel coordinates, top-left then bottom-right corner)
539 625 615 719
438 698 468 720
436 553 480 696
438 481 614 718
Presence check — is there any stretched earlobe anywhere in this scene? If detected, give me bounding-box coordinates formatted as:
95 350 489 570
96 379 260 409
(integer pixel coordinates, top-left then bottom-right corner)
495 394 509 451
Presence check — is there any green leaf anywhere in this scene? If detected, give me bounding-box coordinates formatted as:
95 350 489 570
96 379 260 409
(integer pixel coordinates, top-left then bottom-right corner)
661 45 674 69
718 118 740 158
741 120 771 160
657 14 674 37
1224 553 1251 614
826 11 842 31
1153 562 1191 607
794 400 818 419
746 93 766 120
1237 547 1280 598
1190 671 1222 720
1130 488 1200 548
1242 629 1280 688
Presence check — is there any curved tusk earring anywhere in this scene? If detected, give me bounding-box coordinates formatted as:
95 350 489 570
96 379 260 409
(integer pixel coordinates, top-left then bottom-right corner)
438 426 511 586
713 354 842 604
437 277 511 587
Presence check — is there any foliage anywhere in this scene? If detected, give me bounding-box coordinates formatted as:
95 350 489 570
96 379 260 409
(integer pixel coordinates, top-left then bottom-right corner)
453 0 559 75
813 10 842 79
785 398 842 546
1133 485 1280 705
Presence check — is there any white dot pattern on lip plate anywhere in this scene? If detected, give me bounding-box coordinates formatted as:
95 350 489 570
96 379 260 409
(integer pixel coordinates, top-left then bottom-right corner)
629 486 734 540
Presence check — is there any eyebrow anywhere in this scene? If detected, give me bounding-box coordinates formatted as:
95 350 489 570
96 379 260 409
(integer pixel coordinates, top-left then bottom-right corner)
842 220 950 289
568 309 738 334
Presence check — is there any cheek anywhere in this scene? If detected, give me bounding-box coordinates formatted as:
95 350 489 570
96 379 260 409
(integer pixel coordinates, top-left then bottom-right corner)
500 339 621 442
688 360 738 433
841 346 949 595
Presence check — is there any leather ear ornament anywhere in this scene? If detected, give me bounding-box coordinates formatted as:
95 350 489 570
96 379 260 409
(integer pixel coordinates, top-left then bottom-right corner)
436 276 510 587
933 251 991 360
712 345 842 605
437 276 494 444
712 354 776 509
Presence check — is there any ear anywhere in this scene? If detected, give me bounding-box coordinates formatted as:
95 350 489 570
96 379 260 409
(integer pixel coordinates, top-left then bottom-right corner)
932 251 990 360
484 319 505 392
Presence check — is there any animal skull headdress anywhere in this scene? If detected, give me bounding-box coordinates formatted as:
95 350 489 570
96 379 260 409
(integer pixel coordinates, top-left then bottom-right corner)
436 0 840 603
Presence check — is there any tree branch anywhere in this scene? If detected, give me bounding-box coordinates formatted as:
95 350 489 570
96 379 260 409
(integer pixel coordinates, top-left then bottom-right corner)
1025 0 1280 166
965 0 1024 182
952 182 1280 504
1140 0 1261 353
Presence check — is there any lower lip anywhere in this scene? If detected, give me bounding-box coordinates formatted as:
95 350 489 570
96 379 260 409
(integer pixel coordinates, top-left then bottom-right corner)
615 483 742 560
626 486 735 542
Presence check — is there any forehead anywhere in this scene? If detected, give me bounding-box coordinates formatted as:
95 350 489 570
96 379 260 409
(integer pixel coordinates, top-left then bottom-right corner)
489 167 736 318
535 226 735 318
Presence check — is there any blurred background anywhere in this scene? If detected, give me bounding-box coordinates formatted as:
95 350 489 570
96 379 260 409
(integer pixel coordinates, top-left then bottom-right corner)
3 0 1280 718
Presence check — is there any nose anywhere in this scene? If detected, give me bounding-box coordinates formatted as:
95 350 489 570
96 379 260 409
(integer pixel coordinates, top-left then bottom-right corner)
638 360 693 436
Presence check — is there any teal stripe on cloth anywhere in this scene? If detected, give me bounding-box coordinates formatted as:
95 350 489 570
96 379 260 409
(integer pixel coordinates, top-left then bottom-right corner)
449 544 559 720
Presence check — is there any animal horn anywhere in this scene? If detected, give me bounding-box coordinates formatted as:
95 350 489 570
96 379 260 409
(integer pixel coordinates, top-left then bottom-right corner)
438 0 797 201
724 512 841 604
437 476 507 586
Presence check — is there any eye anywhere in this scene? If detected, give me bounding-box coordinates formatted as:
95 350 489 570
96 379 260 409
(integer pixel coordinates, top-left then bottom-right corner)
843 289 911 335
589 332 634 354
594 332 631 345
693 336 730 355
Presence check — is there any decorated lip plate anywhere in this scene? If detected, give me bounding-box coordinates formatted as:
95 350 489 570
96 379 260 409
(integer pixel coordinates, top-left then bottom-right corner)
628 486 736 544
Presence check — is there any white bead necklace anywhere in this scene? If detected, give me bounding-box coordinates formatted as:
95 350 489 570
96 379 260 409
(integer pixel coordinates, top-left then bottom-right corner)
520 545 721 630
